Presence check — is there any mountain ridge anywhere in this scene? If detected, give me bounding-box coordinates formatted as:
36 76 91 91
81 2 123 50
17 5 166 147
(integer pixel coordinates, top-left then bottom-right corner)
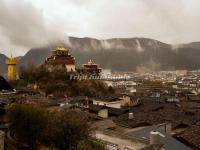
0 37 200 75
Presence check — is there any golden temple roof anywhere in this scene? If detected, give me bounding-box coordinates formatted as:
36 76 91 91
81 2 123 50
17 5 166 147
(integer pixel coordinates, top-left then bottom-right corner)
88 59 94 65
6 55 17 65
55 43 68 51
83 59 99 66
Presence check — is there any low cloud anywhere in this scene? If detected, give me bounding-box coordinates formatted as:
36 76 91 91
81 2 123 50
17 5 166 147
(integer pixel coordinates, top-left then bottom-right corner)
0 0 200 56
0 0 68 56
136 59 161 73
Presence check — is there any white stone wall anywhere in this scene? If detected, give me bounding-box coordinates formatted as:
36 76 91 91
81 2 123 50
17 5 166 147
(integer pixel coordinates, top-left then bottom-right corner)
106 102 121 108
66 65 76 72
93 100 121 108
120 96 131 107
98 109 108 118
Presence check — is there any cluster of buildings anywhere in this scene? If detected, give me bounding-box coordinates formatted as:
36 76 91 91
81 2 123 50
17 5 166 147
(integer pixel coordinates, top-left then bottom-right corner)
1 72 200 149
59 70 200 150
4 44 102 81
45 44 102 75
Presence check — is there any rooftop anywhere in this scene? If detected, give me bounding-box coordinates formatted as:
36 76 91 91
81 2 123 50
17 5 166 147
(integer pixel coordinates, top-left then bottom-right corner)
127 125 191 150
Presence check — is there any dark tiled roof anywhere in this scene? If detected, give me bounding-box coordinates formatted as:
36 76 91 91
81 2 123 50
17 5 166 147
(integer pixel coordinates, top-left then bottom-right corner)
176 125 200 149
89 104 106 112
108 107 127 116
88 104 127 116
96 94 121 102
116 101 200 129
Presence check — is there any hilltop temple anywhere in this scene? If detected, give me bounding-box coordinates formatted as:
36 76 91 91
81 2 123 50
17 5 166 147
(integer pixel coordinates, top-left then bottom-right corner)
82 59 102 75
45 44 75 72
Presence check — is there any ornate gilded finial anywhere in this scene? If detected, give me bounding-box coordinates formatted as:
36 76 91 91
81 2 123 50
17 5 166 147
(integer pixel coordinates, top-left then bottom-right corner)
88 59 93 64
56 43 67 51
10 54 14 60
58 43 64 48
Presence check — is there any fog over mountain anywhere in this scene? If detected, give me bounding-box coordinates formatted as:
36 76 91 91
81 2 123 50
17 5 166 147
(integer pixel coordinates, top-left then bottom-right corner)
0 37 198 75
1 1 200 74
1 0 200 57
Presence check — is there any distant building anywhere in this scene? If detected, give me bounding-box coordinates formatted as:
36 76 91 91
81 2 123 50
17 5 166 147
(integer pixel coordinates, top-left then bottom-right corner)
127 123 191 150
5 55 17 80
82 59 102 75
92 94 139 108
45 44 75 72
101 69 111 78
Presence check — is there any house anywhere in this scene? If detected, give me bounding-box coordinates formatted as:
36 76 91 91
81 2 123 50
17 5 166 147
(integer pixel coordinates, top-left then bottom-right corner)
95 130 148 150
93 122 191 150
88 104 127 118
126 87 137 93
127 124 191 150
92 94 140 108
92 95 122 108
164 96 180 103
104 81 113 87
68 96 89 107
89 105 108 118
120 94 140 107
189 83 197 88
172 84 178 89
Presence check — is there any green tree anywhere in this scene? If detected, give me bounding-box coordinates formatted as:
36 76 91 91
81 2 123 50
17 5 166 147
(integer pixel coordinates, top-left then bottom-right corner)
18 64 115 97
77 140 105 150
9 79 28 88
44 110 89 150
7 104 48 149
18 64 38 83
108 86 115 94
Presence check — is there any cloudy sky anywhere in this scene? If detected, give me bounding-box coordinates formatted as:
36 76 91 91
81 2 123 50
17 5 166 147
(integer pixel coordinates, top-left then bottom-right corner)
0 0 200 56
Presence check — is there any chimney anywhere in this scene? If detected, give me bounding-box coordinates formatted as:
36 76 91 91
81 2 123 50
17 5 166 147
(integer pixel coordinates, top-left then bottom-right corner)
165 123 172 134
129 112 134 120
150 131 160 145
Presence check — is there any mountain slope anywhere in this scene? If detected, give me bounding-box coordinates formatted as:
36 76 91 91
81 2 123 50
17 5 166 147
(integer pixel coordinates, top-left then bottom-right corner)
18 47 51 67
1 37 200 73
0 54 7 76
19 37 173 71
18 37 200 71
181 42 200 50
68 37 170 52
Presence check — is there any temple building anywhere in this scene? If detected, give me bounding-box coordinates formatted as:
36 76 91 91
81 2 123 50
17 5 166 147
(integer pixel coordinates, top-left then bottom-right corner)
45 44 75 72
82 59 102 75
5 55 17 80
